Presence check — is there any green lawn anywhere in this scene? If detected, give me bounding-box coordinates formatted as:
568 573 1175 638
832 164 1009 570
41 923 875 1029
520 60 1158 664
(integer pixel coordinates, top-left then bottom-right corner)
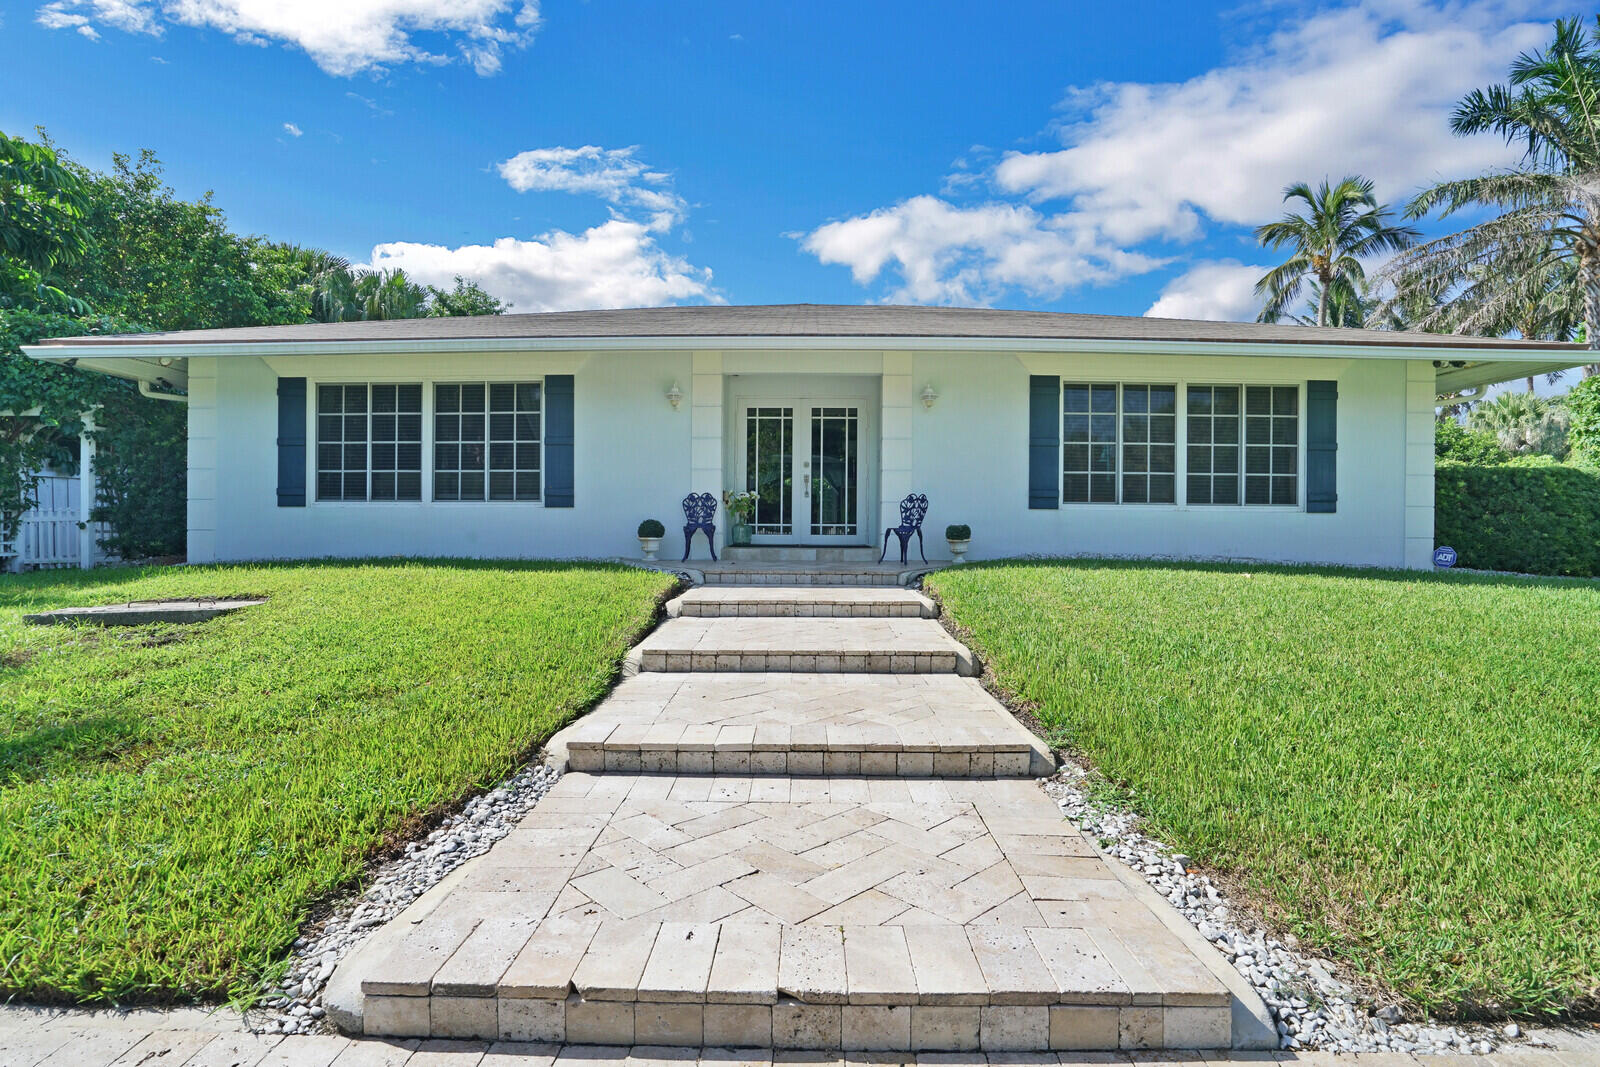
0 560 674 1004
927 560 1600 1018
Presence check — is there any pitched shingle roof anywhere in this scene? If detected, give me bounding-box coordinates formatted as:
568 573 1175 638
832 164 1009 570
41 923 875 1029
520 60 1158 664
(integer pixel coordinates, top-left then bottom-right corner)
31 303 1580 350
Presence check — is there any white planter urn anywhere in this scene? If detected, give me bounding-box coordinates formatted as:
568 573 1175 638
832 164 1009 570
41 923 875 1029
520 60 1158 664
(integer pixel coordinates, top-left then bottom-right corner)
947 538 971 564
638 536 662 561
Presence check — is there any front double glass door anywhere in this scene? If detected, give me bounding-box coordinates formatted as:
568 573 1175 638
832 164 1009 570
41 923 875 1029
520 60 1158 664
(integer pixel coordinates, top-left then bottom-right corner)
744 403 861 543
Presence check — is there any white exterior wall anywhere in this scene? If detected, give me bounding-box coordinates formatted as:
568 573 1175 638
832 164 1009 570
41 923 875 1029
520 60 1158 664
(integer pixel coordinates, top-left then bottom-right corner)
194 349 698 563
188 345 1432 569
906 349 1419 569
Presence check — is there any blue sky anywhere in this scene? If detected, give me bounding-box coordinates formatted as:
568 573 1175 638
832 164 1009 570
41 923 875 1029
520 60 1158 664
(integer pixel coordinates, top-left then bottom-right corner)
0 0 1576 326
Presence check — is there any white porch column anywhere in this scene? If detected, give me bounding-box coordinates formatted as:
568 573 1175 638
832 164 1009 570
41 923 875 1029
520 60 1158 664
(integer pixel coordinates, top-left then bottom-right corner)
880 352 915 541
690 350 724 551
78 411 96 570
1404 360 1436 569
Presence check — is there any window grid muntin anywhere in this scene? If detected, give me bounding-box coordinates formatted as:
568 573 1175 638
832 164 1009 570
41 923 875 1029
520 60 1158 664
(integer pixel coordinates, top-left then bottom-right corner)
434 382 542 502
316 383 422 502
1245 385 1300 506
1062 383 1120 503
1185 385 1242 506
1120 384 1176 504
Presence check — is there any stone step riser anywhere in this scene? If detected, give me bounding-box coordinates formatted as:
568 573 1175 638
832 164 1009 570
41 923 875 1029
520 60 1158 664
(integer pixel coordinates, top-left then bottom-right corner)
678 603 926 618
703 572 901 586
637 651 964 674
365 993 1230 1051
566 746 1033 777
722 546 884 563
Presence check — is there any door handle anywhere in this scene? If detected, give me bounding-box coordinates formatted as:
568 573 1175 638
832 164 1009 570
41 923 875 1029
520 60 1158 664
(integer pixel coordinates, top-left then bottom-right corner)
804 474 811 497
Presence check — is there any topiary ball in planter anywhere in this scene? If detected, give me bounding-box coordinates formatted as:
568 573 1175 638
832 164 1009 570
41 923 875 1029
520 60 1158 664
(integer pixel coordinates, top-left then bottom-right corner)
945 524 972 564
637 519 665 561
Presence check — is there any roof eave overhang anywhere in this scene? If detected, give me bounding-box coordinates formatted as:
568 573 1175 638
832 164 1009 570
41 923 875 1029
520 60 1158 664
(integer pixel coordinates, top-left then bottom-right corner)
1434 358 1592 396
23 333 1582 365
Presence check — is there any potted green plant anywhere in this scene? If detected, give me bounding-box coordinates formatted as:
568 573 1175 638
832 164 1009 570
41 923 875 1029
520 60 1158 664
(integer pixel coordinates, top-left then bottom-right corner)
945 523 972 563
637 518 665 560
723 489 759 546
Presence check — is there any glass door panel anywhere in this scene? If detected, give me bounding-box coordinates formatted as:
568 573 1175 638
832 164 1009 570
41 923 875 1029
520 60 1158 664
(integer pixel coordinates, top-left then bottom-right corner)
809 406 858 538
744 406 793 536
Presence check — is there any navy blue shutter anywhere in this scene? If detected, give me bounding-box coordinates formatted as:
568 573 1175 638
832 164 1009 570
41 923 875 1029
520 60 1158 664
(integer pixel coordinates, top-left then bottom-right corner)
276 377 307 507
544 375 574 507
1306 380 1337 513
1029 375 1060 509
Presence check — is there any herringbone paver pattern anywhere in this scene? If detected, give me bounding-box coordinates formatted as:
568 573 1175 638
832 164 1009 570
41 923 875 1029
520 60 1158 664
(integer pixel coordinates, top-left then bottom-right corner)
344 583 1230 1052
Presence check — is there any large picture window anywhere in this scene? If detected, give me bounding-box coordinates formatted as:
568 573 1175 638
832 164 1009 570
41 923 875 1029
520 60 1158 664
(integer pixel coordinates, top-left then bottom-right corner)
316 383 421 502
435 382 542 502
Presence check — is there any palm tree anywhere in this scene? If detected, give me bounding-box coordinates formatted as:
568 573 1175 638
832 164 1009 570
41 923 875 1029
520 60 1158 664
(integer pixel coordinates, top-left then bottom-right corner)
1468 390 1570 456
352 269 429 320
1254 176 1419 326
1380 17 1600 373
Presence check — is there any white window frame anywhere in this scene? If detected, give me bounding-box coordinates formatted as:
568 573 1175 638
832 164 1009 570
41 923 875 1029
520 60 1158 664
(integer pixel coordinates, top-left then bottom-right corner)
432 381 546 505
1060 379 1306 511
1060 382 1178 507
312 382 424 504
305 377 546 509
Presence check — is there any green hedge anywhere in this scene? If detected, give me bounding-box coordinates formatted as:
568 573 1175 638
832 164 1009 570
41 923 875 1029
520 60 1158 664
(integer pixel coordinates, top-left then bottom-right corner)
1436 458 1600 577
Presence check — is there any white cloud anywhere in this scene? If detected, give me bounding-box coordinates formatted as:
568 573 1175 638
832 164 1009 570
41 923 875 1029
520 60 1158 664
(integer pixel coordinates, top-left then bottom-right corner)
34 0 542 76
1144 261 1272 321
801 195 1163 306
360 219 718 312
497 146 685 229
993 0 1561 245
282 122 302 137
800 0 1566 305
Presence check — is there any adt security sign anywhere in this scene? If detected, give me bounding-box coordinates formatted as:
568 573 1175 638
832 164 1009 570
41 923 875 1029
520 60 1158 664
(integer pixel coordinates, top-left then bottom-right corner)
1433 546 1458 568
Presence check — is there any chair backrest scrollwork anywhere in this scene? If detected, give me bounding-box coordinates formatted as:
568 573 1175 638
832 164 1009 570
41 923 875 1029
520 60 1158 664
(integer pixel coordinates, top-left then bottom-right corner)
899 493 929 530
683 492 718 526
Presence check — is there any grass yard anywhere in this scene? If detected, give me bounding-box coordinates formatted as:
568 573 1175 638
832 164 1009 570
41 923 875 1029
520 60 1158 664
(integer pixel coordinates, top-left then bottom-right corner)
927 560 1599 1018
0 559 674 1004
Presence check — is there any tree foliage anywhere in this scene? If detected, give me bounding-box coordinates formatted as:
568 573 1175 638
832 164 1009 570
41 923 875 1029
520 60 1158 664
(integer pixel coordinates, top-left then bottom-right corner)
1379 17 1600 371
1254 176 1418 326
1435 417 1510 464
1566 373 1600 466
0 131 92 314
1466 390 1570 458
428 276 510 317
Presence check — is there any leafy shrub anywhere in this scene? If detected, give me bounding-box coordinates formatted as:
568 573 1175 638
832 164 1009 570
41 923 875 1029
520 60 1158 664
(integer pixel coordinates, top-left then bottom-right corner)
90 385 186 559
945 524 971 540
1567 374 1600 468
1435 458 1600 576
637 518 665 538
1435 418 1508 464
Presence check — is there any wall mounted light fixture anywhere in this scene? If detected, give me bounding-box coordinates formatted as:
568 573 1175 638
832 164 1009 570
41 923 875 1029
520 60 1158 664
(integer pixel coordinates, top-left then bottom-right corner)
921 383 939 410
666 382 684 410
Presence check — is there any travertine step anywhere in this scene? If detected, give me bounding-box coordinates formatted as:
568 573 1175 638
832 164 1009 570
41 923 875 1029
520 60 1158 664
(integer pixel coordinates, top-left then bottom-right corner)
721 545 883 563
670 586 936 619
636 618 974 675
353 773 1232 1050
549 673 1054 777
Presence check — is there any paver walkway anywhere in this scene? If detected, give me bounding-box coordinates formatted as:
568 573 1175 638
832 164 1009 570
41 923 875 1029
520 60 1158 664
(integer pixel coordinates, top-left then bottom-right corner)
332 584 1233 1053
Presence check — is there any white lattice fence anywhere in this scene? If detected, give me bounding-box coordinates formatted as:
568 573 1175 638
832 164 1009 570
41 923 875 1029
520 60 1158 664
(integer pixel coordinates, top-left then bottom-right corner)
5 473 114 571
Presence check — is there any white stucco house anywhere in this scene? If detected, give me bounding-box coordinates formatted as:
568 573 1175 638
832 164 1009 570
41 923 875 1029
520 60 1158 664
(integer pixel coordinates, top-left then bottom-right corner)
25 304 1585 570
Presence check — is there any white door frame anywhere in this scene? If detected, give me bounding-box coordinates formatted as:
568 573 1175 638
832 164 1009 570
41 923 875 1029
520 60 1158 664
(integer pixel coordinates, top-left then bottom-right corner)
729 377 878 545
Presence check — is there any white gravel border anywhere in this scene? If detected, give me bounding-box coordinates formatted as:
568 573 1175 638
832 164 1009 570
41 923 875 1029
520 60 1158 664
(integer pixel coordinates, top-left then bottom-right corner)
248 760 562 1036
1042 762 1522 1056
